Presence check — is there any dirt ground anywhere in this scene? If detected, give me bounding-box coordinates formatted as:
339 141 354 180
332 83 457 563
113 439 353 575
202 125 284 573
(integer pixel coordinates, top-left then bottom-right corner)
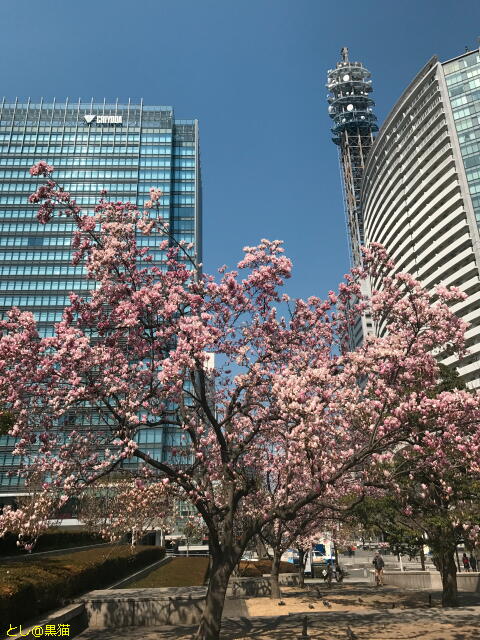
237 583 480 640
244 582 446 616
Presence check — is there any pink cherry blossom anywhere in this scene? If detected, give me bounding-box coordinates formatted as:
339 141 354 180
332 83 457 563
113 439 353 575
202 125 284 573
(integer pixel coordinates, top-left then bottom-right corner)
0 166 478 640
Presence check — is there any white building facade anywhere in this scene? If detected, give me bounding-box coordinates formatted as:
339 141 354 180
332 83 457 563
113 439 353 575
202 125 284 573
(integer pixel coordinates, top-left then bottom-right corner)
361 50 480 388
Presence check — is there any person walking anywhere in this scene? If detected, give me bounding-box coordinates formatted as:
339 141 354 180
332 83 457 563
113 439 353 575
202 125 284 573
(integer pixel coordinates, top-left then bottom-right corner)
462 553 470 572
323 560 333 587
335 563 345 583
469 553 477 572
372 552 385 586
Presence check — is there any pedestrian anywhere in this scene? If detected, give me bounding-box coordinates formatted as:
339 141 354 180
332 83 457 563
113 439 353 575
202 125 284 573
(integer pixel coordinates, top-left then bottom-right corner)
372 552 385 586
469 553 477 572
462 552 470 572
323 560 333 587
335 564 344 582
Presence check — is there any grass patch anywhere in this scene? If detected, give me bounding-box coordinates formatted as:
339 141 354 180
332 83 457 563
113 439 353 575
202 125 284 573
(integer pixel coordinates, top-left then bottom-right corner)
124 556 209 588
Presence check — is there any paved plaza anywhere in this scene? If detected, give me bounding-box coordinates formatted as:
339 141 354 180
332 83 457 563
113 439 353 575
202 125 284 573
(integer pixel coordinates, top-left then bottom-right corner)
77 580 480 639
77 608 480 640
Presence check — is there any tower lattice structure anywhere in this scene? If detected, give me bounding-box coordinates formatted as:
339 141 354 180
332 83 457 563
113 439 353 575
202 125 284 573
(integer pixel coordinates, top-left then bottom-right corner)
327 47 378 267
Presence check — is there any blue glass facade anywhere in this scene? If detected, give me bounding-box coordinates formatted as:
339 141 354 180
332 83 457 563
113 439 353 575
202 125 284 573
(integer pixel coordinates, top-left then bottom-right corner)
0 99 202 492
444 51 480 227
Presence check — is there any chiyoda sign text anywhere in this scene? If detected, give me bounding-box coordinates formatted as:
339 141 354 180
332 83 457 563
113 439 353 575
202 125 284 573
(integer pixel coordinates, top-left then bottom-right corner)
84 115 122 125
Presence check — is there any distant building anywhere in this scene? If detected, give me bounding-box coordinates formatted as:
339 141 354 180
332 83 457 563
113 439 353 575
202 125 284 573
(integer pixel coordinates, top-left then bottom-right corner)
361 49 480 388
0 99 202 496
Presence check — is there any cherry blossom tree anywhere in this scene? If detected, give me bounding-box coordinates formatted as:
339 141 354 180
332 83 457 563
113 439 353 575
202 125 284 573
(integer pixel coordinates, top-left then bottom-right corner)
259 510 325 597
294 532 319 588
353 364 480 606
360 447 480 604
177 514 208 556
77 478 177 546
0 163 479 638
260 471 360 597
357 467 480 605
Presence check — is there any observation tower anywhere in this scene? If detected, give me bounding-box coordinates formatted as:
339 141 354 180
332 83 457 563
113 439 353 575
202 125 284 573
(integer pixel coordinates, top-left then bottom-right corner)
327 47 378 267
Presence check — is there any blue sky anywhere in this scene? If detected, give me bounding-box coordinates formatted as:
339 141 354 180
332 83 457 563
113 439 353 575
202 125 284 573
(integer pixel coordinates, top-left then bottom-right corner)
2 0 480 301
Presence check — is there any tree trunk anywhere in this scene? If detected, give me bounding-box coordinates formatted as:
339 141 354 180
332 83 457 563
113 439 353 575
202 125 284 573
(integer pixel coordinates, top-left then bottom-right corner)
420 547 426 571
194 553 235 640
270 547 282 599
438 549 458 607
298 548 306 588
256 534 268 560
455 546 461 572
333 541 339 567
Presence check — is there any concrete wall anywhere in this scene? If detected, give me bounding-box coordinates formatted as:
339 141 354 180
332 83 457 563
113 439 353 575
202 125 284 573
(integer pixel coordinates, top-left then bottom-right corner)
369 570 480 592
82 574 301 628
227 573 299 597
346 567 369 579
263 573 300 586
456 573 480 592
2 603 87 639
82 587 206 628
227 577 271 598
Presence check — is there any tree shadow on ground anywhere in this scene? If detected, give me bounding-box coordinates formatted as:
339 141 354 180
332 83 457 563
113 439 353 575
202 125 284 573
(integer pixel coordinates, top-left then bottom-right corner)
285 582 480 611
77 608 480 639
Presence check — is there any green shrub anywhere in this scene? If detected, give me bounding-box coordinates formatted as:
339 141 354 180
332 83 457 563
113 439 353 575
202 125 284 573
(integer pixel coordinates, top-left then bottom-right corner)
0 545 165 627
0 530 105 556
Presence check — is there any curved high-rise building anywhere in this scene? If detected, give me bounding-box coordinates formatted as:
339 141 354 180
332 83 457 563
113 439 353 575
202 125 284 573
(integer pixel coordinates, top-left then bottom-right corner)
361 49 480 388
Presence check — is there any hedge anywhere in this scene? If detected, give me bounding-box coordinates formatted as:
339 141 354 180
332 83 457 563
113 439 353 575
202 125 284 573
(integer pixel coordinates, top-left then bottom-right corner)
0 530 105 557
0 545 165 627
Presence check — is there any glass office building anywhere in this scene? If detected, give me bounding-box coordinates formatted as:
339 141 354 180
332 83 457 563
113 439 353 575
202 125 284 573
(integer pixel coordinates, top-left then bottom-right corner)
444 50 480 227
0 99 202 494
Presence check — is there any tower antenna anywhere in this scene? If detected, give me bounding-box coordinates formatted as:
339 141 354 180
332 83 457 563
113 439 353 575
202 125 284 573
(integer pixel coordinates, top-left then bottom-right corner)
326 49 378 268
326 49 378 349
